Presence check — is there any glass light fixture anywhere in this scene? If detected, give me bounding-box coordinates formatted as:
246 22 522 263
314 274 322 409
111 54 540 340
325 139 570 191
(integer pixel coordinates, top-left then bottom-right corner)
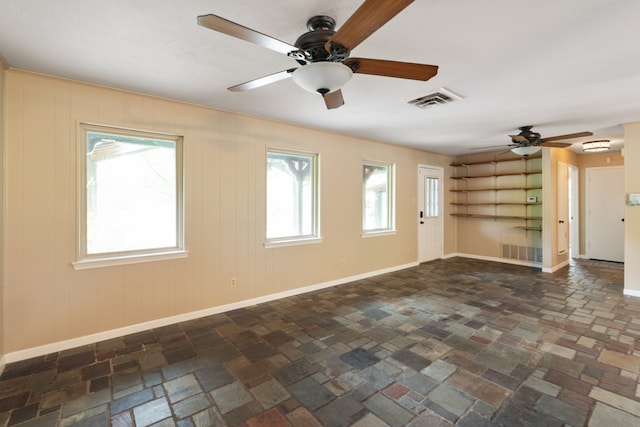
292 62 353 94
511 146 541 156
582 140 610 152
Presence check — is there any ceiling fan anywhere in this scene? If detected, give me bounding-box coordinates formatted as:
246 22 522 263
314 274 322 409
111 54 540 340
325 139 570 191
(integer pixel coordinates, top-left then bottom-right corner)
508 126 593 156
197 0 439 109
474 126 594 156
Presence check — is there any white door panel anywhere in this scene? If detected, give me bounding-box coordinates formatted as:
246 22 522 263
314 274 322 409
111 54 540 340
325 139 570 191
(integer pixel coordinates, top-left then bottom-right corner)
418 166 443 262
587 167 624 262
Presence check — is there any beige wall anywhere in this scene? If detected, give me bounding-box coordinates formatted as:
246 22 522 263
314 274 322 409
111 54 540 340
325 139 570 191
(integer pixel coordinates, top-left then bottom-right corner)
0 59 6 362
3 69 455 353
624 123 640 293
577 151 624 255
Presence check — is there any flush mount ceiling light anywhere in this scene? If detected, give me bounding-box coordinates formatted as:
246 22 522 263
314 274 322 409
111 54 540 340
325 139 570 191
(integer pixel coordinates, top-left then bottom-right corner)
511 146 542 157
582 140 610 152
292 62 353 95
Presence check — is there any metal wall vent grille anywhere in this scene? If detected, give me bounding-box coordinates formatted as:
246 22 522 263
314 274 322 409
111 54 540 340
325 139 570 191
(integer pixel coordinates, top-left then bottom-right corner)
408 88 462 109
501 244 542 263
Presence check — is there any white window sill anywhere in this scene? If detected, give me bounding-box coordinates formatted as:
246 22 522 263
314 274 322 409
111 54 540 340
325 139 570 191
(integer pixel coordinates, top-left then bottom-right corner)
264 237 323 249
72 250 189 270
361 230 397 238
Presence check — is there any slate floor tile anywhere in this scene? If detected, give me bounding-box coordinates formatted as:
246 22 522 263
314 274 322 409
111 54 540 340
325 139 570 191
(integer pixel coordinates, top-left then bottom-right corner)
210 381 253 414
172 393 211 419
288 377 336 411
250 379 291 409
341 347 381 369
363 393 414 427
164 374 202 404
133 397 172 427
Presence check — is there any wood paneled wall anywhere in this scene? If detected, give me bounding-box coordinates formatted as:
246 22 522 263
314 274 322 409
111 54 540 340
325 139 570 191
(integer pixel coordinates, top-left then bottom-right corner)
4 70 454 353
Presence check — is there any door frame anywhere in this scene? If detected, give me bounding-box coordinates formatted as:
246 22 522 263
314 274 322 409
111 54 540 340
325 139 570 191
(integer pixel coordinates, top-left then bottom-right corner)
568 165 579 258
417 165 444 263
585 165 625 260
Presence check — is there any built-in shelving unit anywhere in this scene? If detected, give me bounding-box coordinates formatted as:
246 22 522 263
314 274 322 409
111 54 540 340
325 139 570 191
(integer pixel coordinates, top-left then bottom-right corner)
449 154 542 231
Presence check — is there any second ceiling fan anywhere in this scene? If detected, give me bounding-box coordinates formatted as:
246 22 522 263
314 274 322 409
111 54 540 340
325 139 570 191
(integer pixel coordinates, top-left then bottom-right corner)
198 0 439 109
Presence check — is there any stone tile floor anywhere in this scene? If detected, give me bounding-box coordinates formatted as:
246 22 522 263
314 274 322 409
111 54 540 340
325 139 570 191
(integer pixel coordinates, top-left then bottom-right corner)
1 257 638 426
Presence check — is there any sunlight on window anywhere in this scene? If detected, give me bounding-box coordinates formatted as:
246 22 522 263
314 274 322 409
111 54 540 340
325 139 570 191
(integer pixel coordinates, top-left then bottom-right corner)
425 177 439 217
363 163 394 232
83 128 182 256
266 150 318 240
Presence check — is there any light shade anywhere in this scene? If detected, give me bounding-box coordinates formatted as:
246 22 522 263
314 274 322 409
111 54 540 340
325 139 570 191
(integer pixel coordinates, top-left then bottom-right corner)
582 140 610 152
292 62 353 94
511 146 541 156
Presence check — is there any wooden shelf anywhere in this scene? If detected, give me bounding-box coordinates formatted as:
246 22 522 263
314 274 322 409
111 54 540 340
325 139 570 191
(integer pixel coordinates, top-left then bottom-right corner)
450 186 542 192
514 226 543 231
450 154 541 167
451 171 541 179
451 214 542 220
450 202 542 206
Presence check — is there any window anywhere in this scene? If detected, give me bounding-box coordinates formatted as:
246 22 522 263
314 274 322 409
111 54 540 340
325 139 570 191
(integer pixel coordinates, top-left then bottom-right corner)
266 149 319 245
424 177 440 217
363 162 395 234
75 123 184 268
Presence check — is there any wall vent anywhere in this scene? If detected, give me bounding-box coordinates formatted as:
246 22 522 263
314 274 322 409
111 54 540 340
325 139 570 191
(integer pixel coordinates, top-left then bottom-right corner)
501 244 542 263
408 87 463 109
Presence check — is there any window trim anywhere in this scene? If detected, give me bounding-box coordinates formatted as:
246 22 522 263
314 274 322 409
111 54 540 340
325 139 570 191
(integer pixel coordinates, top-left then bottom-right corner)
362 160 396 236
265 147 321 247
73 122 186 270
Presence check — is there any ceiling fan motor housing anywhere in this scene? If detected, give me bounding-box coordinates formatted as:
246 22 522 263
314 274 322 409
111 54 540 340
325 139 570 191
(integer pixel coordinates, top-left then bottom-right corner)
516 126 542 144
294 16 350 63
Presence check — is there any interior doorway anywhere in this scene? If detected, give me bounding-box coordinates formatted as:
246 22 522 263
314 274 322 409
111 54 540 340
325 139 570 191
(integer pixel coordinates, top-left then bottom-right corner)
418 165 444 263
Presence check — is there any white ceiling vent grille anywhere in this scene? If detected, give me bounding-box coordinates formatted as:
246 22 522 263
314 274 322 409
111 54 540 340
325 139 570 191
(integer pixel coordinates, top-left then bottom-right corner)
408 88 463 109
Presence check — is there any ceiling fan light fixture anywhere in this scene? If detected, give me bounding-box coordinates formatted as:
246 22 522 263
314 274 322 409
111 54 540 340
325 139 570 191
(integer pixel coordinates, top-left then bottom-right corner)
582 140 610 152
511 146 541 157
292 62 353 94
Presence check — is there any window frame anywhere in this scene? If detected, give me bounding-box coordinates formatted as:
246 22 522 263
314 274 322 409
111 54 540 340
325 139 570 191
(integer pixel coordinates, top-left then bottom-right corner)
362 160 396 237
73 122 186 270
265 147 321 248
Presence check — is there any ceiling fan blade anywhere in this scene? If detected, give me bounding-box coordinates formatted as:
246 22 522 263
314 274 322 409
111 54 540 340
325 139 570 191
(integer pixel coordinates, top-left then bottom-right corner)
539 142 573 148
197 14 303 57
540 131 593 142
322 89 345 109
228 68 296 92
345 58 438 81
328 0 414 51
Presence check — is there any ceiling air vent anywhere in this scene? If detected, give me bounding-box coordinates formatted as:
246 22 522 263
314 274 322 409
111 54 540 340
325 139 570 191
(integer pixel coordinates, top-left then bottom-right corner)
408 88 462 109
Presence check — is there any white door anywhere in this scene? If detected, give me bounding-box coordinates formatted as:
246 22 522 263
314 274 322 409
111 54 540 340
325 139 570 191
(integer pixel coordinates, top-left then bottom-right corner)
587 166 624 262
418 166 443 262
557 161 569 255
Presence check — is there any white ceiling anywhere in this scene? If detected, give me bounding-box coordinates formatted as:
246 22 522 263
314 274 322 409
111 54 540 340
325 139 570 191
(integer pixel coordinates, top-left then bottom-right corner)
1 0 639 156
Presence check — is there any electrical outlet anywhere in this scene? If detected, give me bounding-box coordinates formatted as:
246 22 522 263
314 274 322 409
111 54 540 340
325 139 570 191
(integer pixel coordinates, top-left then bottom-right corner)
231 277 237 288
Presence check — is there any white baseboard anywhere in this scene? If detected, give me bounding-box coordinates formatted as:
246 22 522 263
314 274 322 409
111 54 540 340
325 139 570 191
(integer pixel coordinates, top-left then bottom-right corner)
623 289 640 298
0 355 5 377
4 261 418 364
443 252 542 269
542 259 570 273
